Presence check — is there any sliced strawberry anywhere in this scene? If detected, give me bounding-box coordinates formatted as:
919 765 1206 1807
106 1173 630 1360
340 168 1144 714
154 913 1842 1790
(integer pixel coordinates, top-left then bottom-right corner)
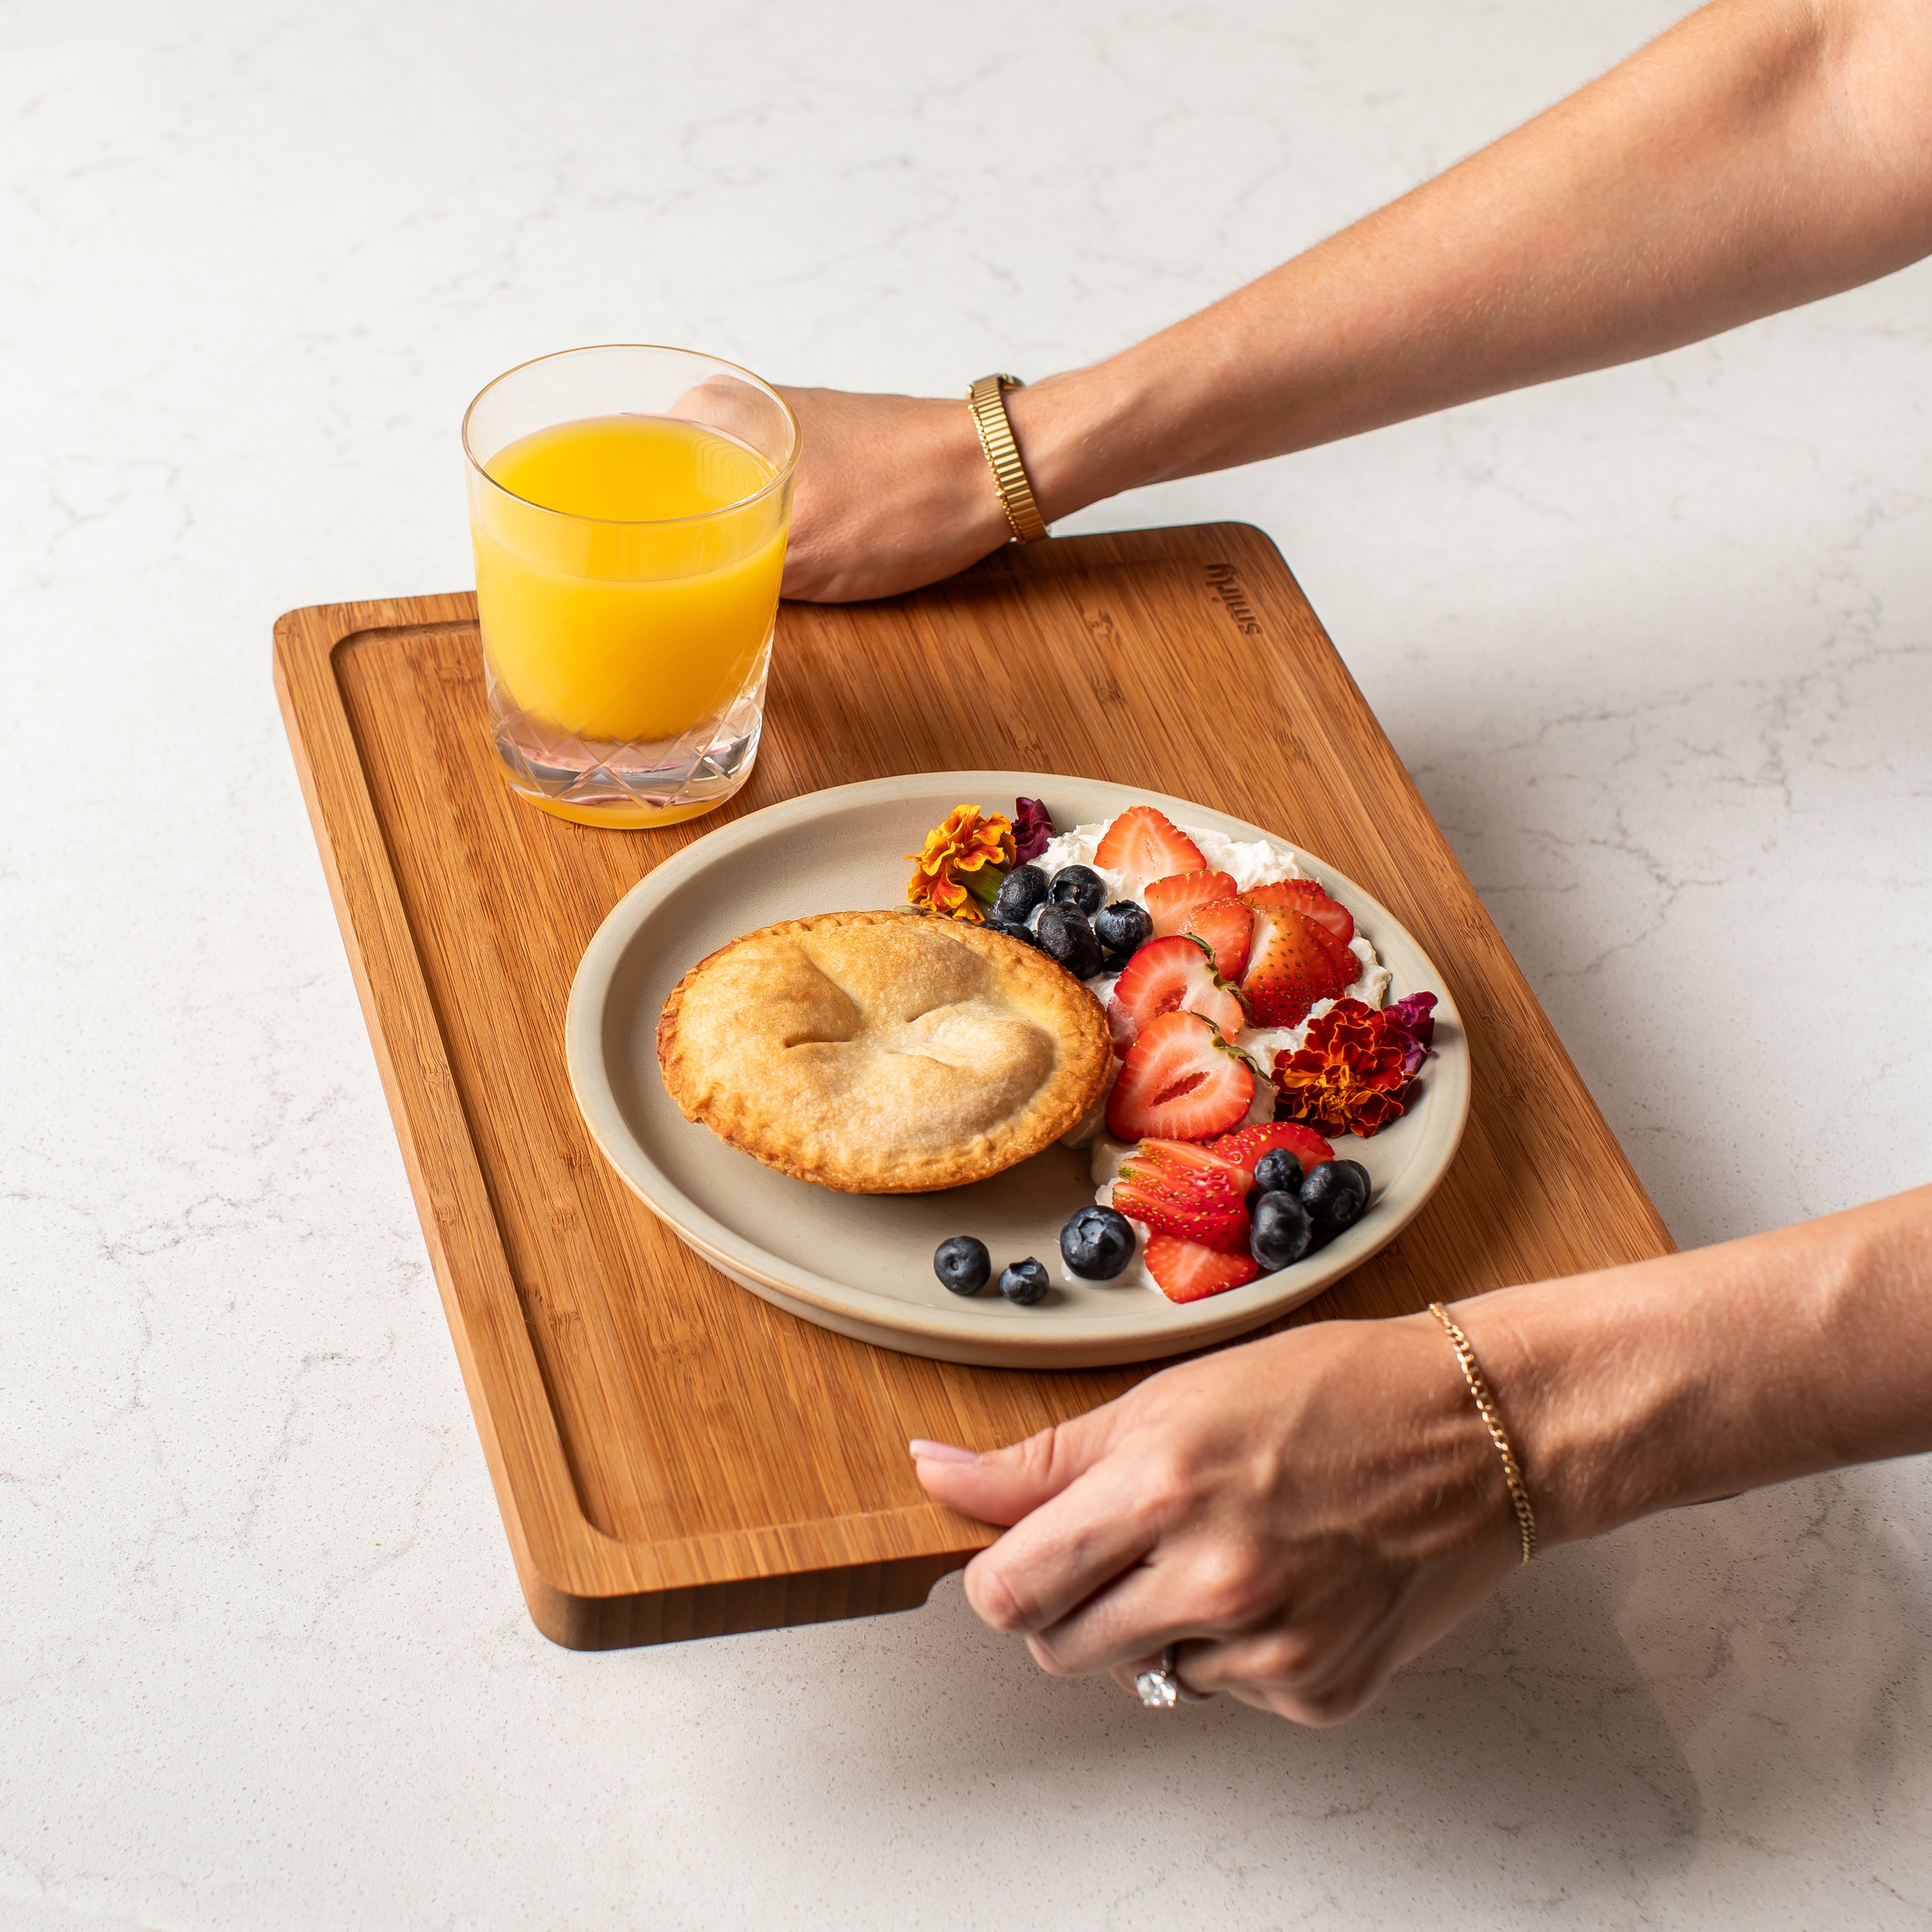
1267 899 1357 989
1105 934 1244 1055
1144 1235 1263 1304
1094 806 1205 880
1246 878 1354 948
1181 895 1255 981
1106 1011 1255 1142
1113 1162 1250 1252
1240 901 1355 1028
1305 917 1360 989
1146 869 1241 938
1203 1121 1335 1191
1122 1137 1246 1190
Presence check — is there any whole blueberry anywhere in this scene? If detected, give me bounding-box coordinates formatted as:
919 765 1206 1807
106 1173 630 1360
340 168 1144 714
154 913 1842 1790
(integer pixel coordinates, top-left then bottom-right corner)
1252 1148 1305 1198
1250 1191 1314 1271
1034 903 1103 980
1093 900 1153 962
982 912 1038 948
1301 1160 1369 1233
999 1258 1051 1306
994 863 1049 923
1048 864 1106 919
933 1235 992 1296
1059 1205 1137 1280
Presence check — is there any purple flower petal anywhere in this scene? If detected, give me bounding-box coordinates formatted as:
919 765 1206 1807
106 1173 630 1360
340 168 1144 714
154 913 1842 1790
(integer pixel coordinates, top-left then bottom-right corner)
1012 796 1055 865
1384 990 1437 1050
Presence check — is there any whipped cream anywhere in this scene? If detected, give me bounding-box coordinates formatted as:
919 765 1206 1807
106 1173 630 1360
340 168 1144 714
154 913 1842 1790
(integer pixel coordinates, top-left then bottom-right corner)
1032 821 1309 907
1031 819 1391 1297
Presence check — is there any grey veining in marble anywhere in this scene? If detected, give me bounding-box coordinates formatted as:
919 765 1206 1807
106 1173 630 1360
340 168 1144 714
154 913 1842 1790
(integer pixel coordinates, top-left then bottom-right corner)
2 1 1928 1925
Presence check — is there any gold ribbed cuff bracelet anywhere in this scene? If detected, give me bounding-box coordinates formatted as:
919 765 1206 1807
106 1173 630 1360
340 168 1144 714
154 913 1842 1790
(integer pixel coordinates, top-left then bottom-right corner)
1428 1302 1538 1564
965 373 1049 544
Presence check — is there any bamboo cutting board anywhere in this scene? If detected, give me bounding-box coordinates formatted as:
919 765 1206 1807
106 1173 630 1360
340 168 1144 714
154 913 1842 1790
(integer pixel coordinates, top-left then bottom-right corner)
274 523 1672 1651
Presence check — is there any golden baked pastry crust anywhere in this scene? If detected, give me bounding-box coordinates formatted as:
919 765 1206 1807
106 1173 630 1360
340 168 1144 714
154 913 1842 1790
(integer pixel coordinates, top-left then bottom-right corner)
657 909 1112 1193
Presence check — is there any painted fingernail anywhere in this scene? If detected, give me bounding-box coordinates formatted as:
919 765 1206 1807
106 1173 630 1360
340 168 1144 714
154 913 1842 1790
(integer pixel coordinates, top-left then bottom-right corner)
908 1438 980 1464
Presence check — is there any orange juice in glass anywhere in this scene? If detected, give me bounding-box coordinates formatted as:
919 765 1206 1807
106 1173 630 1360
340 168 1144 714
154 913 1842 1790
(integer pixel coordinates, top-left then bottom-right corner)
463 346 799 828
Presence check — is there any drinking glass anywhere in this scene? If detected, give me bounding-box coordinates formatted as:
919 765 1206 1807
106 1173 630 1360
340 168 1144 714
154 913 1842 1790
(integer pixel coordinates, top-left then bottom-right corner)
463 345 799 828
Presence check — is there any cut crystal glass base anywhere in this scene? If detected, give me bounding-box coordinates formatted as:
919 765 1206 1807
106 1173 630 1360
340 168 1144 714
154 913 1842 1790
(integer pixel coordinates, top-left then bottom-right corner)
487 646 769 830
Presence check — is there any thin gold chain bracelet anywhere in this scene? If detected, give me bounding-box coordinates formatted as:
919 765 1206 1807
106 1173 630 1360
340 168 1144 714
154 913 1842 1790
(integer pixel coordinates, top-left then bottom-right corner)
1428 1302 1538 1565
965 373 1050 544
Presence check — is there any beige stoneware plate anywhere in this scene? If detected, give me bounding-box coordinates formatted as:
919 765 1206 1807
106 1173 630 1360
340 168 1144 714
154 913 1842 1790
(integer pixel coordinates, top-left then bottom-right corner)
566 772 1470 1369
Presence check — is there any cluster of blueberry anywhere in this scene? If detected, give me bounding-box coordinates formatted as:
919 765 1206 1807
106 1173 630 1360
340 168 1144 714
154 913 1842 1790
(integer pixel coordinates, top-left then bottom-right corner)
935 1150 1377 1311
982 863 1152 981
932 1203 1138 1307
1244 1148 1371 1268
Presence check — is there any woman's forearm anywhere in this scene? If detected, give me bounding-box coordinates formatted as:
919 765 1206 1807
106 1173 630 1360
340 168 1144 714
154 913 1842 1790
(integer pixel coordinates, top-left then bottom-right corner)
1463 1183 1932 1546
1013 0 1932 517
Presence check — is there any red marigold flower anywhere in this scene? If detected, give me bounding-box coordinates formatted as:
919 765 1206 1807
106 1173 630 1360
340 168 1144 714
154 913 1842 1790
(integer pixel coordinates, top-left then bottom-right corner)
906 805 1017 922
1271 998 1421 1137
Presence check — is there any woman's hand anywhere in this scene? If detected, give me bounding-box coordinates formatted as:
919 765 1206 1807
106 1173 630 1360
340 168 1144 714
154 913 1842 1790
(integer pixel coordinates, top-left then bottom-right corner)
912 1313 1521 1726
912 1190 1932 1724
775 387 1018 603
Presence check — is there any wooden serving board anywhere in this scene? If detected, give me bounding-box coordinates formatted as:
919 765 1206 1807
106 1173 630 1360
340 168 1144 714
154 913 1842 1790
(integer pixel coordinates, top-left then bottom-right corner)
274 524 1672 1651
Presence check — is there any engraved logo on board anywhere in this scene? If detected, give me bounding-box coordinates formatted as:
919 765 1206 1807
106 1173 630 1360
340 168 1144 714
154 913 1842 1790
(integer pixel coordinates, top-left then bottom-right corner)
1204 562 1263 637
1080 608 1125 704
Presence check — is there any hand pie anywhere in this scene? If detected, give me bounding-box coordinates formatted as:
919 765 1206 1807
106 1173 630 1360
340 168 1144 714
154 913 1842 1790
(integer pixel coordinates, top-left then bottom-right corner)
657 910 1112 1193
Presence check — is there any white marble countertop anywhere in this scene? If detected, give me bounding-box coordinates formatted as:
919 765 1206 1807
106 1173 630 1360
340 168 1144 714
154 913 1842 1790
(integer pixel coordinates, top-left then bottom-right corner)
4 1 1928 1924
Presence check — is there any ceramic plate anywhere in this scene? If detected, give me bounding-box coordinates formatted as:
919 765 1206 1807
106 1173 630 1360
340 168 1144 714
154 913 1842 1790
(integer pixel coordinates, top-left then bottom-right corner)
566 772 1469 1369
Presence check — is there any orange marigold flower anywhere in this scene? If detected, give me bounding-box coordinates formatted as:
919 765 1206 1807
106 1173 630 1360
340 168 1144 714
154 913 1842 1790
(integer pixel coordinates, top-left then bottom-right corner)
906 804 1016 922
1271 998 1416 1137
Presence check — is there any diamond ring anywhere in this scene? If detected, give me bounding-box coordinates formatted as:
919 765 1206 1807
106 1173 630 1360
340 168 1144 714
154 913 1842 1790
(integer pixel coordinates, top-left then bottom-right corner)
1135 1643 1215 1707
